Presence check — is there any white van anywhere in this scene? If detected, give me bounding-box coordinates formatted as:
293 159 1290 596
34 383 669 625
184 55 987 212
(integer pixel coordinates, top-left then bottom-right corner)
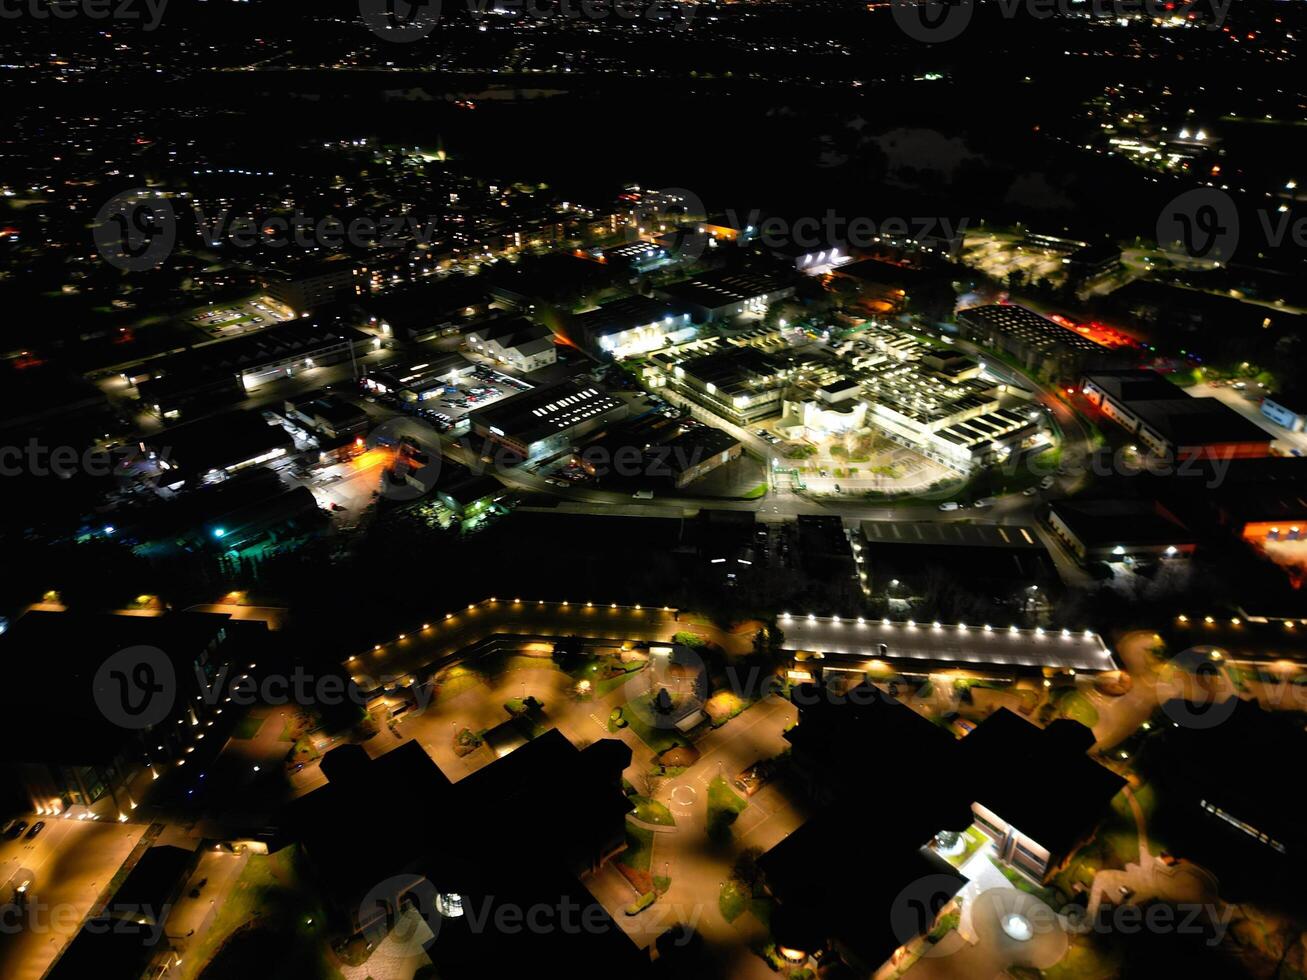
938 501 960 512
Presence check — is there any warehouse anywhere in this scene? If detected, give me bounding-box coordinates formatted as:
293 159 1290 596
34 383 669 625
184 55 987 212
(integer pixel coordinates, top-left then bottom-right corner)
468 379 628 462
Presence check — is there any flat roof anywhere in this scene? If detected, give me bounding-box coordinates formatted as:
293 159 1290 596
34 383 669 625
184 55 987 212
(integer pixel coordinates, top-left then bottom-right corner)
960 303 1109 354
572 295 685 340
1050 499 1193 547
781 614 1116 671
469 379 623 447
859 520 1045 549
660 269 791 310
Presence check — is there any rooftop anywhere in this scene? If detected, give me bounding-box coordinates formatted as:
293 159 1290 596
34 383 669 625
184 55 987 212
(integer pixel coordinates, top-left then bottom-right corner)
781 614 1115 671
469 379 623 446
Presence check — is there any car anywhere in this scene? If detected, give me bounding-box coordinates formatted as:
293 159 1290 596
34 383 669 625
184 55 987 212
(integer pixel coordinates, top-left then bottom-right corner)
25 821 44 840
1039 476 1056 490
733 759 777 797
974 496 995 509
633 489 654 500
938 501 960 512
1022 486 1038 496
4 820 27 839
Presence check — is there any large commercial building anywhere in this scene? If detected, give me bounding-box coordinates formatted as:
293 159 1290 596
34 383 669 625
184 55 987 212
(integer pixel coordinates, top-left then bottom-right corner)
658 269 795 323
1082 369 1273 459
285 393 370 440
468 379 627 461
362 352 478 402
465 317 557 372
363 277 492 341
136 319 380 418
149 409 296 485
261 255 361 312
957 303 1120 379
0 610 265 819
663 346 793 423
762 685 1124 976
1047 498 1196 563
280 733 646 978
571 295 694 358
1262 392 1307 433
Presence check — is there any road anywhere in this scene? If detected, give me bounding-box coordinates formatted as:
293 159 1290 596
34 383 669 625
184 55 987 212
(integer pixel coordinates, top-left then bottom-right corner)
0 820 145 980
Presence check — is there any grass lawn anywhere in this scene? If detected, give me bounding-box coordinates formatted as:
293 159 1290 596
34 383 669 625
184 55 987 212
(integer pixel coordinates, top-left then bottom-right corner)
987 856 1061 907
630 796 676 826
232 713 266 740
719 880 748 922
433 667 485 705
620 822 655 871
1041 933 1122 980
622 694 693 754
705 690 748 727
707 776 748 842
1057 689 1100 728
940 826 987 868
617 821 656 894
187 846 340 980
742 483 768 499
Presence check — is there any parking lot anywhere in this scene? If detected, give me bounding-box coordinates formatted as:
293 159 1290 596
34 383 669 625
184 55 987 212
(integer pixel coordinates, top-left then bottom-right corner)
187 297 290 341
365 363 531 433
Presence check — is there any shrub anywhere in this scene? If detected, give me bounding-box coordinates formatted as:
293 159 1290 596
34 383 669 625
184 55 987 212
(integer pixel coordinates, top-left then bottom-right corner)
625 891 656 916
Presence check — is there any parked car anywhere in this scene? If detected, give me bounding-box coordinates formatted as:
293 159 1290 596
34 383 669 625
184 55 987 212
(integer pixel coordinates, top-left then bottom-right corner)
938 501 960 512
1039 476 1056 490
974 497 995 509
734 759 777 797
24 821 44 840
4 820 28 839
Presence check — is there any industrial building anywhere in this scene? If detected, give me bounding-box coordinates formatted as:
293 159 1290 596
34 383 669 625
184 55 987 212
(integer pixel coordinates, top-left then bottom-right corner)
658 269 795 323
362 352 479 402
958 303 1120 380
571 295 694 358
465 317 557 372
1081 369 1273 459
468 379 627 461
136 320 380 418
